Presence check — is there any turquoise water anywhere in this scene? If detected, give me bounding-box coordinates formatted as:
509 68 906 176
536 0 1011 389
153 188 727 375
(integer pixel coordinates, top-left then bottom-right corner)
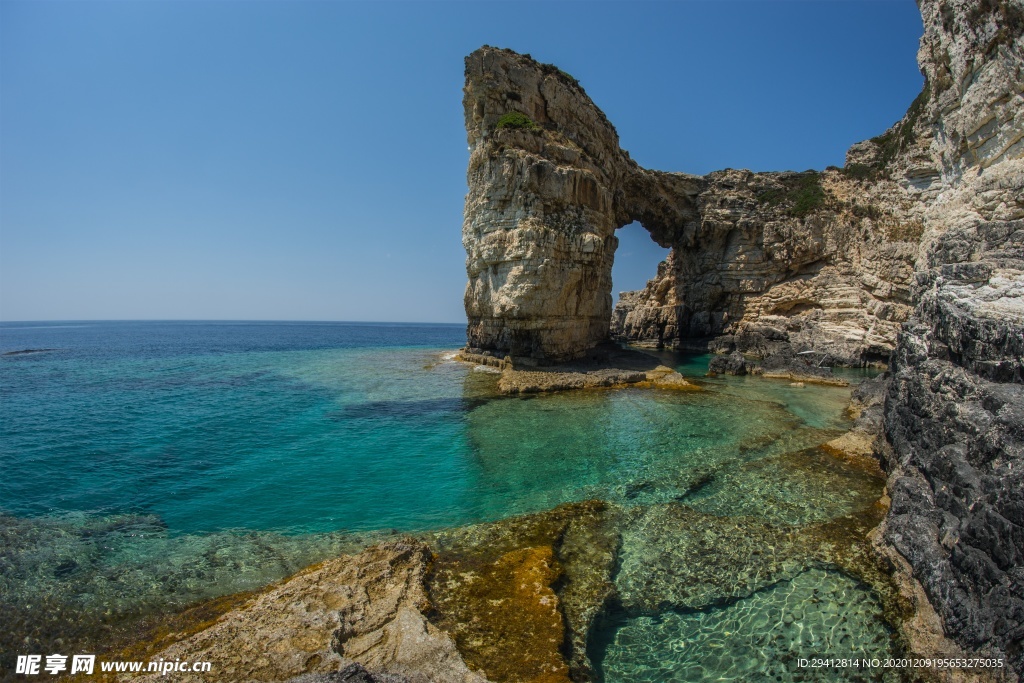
0 322 893 678
600 568 896 683
1 322 860 534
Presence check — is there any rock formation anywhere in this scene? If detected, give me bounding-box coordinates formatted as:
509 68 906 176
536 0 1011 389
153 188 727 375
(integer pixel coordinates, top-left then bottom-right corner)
609 167 920 366
461 0 1024 675
461 56 919 366
462 48 701 362
123 542 487 683
115 502 622 683
606 0 1023 368
877 0 1024 674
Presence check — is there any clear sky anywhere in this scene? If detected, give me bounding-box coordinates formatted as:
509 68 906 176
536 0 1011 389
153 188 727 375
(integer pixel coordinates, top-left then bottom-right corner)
0 0 924 324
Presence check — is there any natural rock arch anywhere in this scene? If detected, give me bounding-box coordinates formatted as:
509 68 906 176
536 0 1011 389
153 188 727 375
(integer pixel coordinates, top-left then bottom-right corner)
461 47 916 366
460 1 1024 674
462 47 702 361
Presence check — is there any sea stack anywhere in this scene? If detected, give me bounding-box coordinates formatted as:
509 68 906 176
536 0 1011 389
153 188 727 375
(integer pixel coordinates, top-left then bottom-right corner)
461 47 702 362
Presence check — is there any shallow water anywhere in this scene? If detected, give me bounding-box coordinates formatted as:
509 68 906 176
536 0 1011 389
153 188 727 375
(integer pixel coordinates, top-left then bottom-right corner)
0 322 891 676
599 568 896 683
1 324 865 536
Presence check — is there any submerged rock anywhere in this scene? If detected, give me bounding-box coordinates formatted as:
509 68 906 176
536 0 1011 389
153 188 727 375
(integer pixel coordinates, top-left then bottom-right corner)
429 545 569 682
614 504 810 614
1 348 59 356
427 500 619 682
460 343 693 395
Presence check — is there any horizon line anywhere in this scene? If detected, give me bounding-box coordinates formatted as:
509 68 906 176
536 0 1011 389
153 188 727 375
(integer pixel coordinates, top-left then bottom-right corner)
0 318 467 326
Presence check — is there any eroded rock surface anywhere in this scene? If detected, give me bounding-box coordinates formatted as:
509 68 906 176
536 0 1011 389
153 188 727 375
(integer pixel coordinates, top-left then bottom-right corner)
124 542 487 683
462 47 701 362
612 169 918 366
426 501 619 682
458 343 693 394
463 56 917 366
461 0 1023 676
883 219 1024 676
880 1 1024 676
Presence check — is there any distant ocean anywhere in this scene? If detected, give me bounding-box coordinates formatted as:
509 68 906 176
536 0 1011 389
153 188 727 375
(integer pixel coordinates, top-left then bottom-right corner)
0 321 892 680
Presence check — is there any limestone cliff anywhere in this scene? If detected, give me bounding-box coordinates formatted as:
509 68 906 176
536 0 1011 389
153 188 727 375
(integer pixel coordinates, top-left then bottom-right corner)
608 0 1023 366
611 168 919 365
877 0 1024 675
462 48 700 361
461 0 1024 675
462 52 919 365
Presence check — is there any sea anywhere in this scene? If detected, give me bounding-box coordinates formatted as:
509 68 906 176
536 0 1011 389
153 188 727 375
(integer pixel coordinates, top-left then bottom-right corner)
0 321 897 681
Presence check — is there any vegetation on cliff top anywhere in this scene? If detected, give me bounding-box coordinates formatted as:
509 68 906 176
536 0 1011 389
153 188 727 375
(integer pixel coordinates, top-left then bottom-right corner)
840 163 876 181
495 111 539 131
556 69 579 86
756 172 827 218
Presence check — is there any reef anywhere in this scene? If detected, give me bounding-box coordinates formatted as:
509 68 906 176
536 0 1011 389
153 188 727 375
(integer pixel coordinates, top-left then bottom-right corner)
105 489 902 683
457 342 693 394
460 0 1023 677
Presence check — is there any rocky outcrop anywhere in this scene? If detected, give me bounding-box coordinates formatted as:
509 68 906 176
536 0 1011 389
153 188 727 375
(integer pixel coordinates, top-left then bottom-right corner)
706 350 849 386
123 541 487 683
826 373 890 461
707 352 749 376
463 53 918 365
458 342 693 394
462 48 701 362
873 1 1024 676
609 166 921 366
461 0 1024 675
880 150 1023 678
612 0 1024 369
114 503 623 683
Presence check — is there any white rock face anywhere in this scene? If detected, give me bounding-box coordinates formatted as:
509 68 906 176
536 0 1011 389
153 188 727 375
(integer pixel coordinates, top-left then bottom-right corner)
462 0 1024 674
463 51 923 366
462 47 701 361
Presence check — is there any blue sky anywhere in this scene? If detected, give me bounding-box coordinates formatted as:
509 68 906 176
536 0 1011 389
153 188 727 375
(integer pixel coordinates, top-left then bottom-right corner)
0 0 924 323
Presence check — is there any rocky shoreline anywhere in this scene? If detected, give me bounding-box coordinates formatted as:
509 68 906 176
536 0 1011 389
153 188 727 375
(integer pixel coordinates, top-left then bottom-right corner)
456 343 693 394
93 433 902 683
41 1 1020 681
456 0 1023 677
59 356 1009 683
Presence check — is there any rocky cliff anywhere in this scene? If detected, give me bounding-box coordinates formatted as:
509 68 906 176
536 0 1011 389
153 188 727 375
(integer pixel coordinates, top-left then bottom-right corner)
877 0 1024 675
461 0 1024 675
608 0 1023 367
462 48 701 362
610 167 920 365
462 54 922 366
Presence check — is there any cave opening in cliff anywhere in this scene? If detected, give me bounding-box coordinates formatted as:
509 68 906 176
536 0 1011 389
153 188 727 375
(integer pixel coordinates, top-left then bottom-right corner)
609 221 671 335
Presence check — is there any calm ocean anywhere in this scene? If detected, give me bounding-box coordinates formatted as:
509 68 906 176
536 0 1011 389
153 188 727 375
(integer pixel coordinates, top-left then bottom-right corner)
0 321 893 680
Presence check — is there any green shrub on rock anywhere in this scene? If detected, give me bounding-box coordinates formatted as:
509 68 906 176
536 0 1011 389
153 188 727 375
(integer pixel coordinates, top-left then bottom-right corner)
495 112 539 131
790 173 826 217
756 172 826 218
840 163 876 181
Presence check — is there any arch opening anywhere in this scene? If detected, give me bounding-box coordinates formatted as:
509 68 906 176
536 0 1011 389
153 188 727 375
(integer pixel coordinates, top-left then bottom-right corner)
609 222 673 348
